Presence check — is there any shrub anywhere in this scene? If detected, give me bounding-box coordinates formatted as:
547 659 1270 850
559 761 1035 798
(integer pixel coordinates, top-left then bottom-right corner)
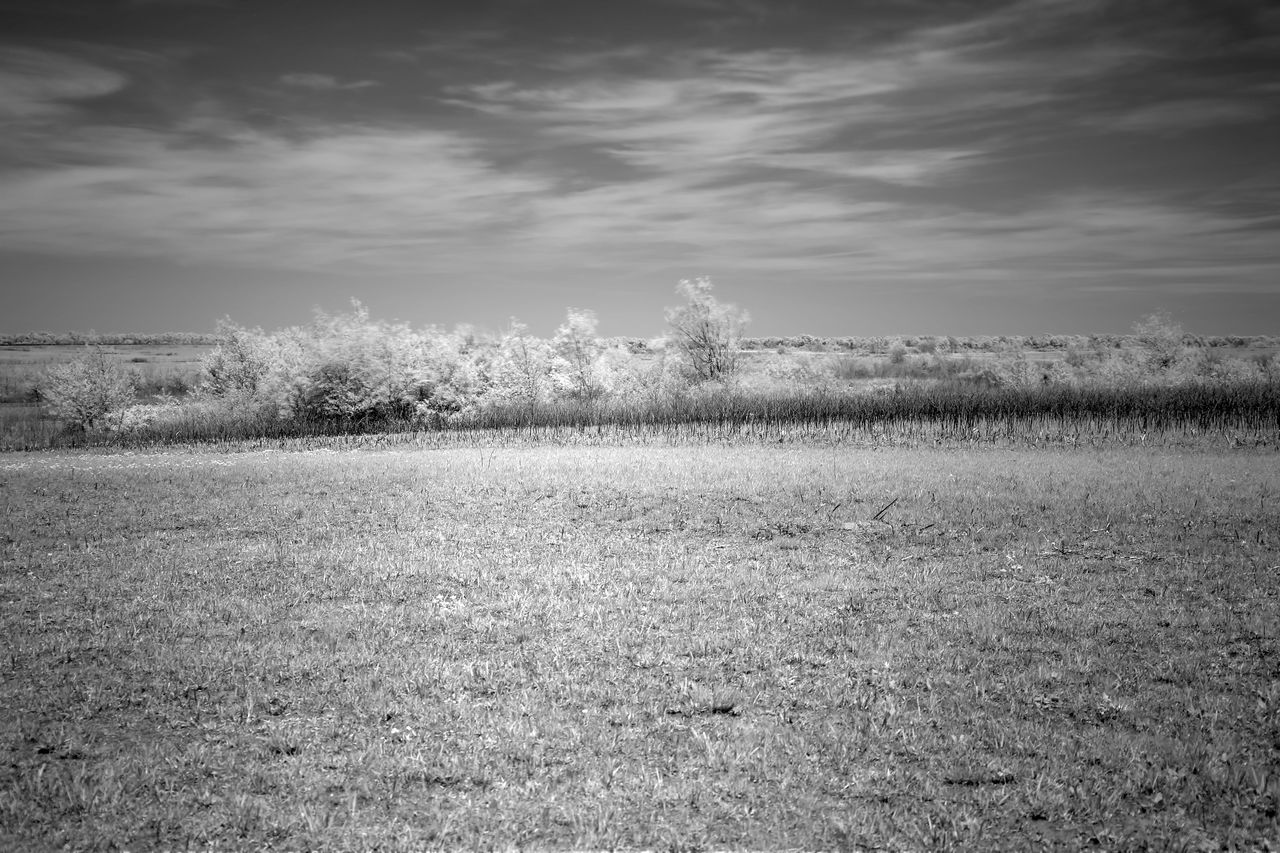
486 319 552 408
301 305 431 422
550 309 611 400
829 356 873 381
665 276 749 384
407 326 483 423
1093 348 1150 386
40 347 136 431
1210 357 1264 385
1132 310 1184 371
111 395 183 434
200 320 272 398
608 344 684 407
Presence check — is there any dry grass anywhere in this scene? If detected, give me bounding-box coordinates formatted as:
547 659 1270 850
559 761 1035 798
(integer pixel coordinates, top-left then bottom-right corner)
0 345 210 403
1 442 1278 850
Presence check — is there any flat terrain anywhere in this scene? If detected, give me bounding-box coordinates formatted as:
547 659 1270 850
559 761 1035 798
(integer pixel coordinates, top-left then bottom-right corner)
0 344 211 403
0 344 212 370
1 442 1278 850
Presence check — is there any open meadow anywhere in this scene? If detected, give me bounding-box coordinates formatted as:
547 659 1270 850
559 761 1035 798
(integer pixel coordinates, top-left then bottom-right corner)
0 345 211 404
2 437 1278 850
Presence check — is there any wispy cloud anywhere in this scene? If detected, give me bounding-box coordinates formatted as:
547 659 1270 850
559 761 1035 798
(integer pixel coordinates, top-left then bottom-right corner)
0 121 549 269
278 72 379 92
0 46 126 119
447 45 991 190
0 0 1277 307
1091 98 1273 134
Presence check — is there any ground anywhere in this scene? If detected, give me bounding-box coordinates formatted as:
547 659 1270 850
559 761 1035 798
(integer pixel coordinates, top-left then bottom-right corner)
1 440 1278 850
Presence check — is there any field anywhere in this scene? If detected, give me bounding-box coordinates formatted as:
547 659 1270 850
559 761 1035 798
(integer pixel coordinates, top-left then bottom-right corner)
2 438 1278 850
0 345 212 450
0 345 212 403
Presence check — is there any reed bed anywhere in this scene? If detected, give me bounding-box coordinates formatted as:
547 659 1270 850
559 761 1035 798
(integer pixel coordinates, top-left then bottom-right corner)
3 381 1276 452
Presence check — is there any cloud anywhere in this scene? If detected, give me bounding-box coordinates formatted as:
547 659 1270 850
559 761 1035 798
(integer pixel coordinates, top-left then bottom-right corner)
0 46 127 119
0 121 550 270
447 46 989 191
1093 98 1273 134
279 72 379 92
0 0 1276 303
444 0 1177 195
511 171 1280 295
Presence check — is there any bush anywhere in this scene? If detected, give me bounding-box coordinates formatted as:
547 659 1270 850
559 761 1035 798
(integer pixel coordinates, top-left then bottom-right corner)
485 319 552 408
1210 357 1264 385
40 348 136 431
293 305 428 422
829 356 873 380
200 320 272 398
199 304 475 426
550 309 611 400
1132 310 1184 371
665 277 749 384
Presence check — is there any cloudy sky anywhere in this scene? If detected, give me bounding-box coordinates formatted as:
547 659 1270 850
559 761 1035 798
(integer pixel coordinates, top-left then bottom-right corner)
1 0 1278 337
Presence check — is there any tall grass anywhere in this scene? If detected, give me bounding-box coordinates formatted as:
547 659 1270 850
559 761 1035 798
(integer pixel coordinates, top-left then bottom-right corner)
0 405 59 450
446 382 1279 447
9 381 1275 451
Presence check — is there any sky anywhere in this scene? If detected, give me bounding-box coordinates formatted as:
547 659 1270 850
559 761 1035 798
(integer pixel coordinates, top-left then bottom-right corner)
1 0 1278 338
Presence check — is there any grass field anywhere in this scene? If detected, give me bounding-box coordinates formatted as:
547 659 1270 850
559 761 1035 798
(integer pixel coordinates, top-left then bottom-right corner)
0 345 211 404
2 439 1277 850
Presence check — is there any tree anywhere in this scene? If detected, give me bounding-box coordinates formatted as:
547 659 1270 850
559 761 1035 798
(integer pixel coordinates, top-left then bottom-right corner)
200 319 271 398
40 347 136 431
1132 310 1184 371
664 276 749 383
551 308 609 399
286 302 434 423
487 319 551 407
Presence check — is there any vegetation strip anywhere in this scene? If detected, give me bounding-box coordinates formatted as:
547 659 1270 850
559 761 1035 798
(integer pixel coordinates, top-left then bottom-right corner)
2 296 1277 450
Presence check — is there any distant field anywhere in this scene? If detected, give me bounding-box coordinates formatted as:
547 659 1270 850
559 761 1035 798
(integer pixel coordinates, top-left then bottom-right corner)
0 343 212 366
2 442 1277 850
0 344 212 402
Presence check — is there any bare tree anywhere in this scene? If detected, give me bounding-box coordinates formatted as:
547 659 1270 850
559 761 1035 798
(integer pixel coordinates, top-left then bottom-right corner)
664 276 749 383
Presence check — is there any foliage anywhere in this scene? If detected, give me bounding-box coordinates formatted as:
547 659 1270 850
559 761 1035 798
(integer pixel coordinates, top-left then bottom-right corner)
605 339 686 408
294 304 425 422
10 296 1279 449
195 303 481 427
484 319 552 409
38 347 136 431
410 326 482 423
549 308 611 400
199 319 272 399
1132 309 1185 370
665 276 749 383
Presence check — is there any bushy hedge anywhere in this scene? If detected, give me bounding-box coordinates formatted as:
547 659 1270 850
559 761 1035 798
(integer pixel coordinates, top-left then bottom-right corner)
28 302 1280 447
